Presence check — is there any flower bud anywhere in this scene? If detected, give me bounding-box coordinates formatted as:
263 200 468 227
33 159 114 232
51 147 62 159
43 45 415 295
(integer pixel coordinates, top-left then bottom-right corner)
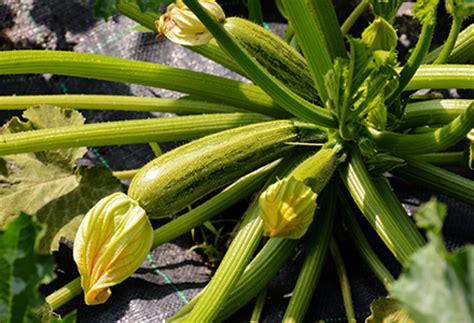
73 192 153 305
259 177 317 239
156 0 225 46
362 17 398 51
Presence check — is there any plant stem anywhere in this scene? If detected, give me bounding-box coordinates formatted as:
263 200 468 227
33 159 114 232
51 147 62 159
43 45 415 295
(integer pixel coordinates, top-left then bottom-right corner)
181 155 302 322
433 16 463 64
282 185 336 323
113 169 139 180
339 189 394 290
45 278 82 310
0 113 268 156
387 17 437 105
250 288 267 323
401 99 472 129
340 147 424 267
403 65 474 91
424 23 474 64
0 50 285 117
330 238 356 323
247 0 264 25
393 156 474 205
413 152 465 167
0 95 244 114
115 1 158 31
368 103 473 154
341 0 369 35
183 0 337 128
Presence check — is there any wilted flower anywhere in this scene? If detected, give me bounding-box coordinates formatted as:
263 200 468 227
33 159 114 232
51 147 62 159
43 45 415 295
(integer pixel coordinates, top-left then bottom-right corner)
259 177 317 239
156 0 225 46
73 192 153 305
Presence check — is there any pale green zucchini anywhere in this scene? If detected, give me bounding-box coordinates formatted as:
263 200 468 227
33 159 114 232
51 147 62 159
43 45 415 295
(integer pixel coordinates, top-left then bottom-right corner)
128 120 319 218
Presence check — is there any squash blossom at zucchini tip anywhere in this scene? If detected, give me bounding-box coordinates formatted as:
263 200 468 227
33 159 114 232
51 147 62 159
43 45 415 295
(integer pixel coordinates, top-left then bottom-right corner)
156 0 225 46
73 192 153 305
259 177 317 239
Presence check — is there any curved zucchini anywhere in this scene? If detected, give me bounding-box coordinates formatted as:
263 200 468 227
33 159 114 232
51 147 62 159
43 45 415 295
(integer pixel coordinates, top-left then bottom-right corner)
128 120 307 218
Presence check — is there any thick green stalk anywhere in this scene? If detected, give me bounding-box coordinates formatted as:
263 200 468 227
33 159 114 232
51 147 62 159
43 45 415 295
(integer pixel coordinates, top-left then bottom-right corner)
45 278 82 311
401 99 472 129
387 17 437 104
0 50 285 117
341 0 369 35
433 16 463 64
372 177 425 247
0 95 244 114
339 191 395 290
340 148 423 267
181 155 303 322
330 239 356 323
0 113 268 156
152 162 277 247
404 65 474 91
183 0 337 128
413 152 465 167
425 23 474 64
282 186 336 323
393 156 474 205
283 0 342 102
368 103 474 154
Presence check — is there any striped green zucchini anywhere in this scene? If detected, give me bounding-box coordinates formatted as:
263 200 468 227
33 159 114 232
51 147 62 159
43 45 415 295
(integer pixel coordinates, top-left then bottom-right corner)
128 120 317 218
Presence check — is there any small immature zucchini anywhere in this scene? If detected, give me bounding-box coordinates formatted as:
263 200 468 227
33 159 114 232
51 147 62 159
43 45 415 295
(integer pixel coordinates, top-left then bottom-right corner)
128 120 307 218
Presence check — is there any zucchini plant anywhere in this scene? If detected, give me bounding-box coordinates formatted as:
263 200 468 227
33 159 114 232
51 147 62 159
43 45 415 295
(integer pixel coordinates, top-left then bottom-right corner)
0 0 473 321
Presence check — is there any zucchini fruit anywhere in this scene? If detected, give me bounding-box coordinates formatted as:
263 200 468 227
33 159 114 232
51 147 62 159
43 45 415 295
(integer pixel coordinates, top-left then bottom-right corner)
128 120 312 218
222 17 319 104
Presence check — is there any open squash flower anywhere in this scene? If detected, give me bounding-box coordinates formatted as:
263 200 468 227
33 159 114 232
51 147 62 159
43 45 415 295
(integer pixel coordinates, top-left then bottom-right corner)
73 192 153 305
259 177 317 239
156 0 225 46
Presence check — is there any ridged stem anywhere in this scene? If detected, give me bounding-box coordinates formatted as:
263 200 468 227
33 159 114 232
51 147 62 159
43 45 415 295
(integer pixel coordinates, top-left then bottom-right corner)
282 185 336 323
250 288 267 323
340 148 424 267
341 0 369 35
181 155 304 322
387 17 437 104
183 0 337 128
0 113 268 156
115 1 158 31
330 239 356 323
401 99 472 129
403 65 474 91
45 278 82 311
368 103 473 154
413 152 465 167
424 23 474 64
433 16 463 64
392 156 474 205
338 189 395 290
0 50 285 117
0 95 243 114
113 169 139 180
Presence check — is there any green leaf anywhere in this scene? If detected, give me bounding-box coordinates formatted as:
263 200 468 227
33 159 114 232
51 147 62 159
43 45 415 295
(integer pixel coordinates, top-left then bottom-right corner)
0 213 55 322
391 199 474 323
365 297 414 323
391 244 474 323
366 153 406 175
413 0 440 25
0 106 122 253
94 0 117 20
413 197 446 236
